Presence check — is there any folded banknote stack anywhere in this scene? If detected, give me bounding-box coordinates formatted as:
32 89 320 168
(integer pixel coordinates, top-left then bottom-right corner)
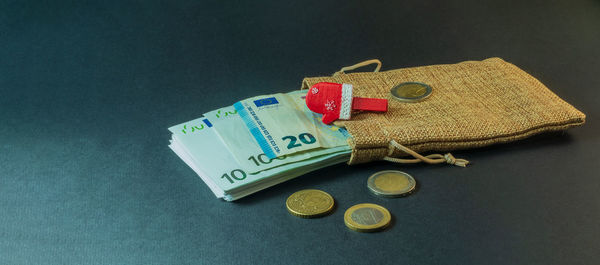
168 90 352 201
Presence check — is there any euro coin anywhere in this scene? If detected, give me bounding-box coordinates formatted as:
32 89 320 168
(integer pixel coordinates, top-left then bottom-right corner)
286 189 335 218
344 203 391 232
390 82 432 102
367 170 416 197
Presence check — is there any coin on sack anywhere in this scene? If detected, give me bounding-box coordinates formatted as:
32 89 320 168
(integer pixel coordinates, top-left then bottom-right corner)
344 203 391 232
390 82 432 102
367 170 416 198
286 189 335 218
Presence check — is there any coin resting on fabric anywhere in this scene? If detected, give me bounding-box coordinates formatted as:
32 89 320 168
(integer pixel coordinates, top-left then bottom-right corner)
286 189 335 218
344 203 391 232
390 82 432 102
367 170 416 197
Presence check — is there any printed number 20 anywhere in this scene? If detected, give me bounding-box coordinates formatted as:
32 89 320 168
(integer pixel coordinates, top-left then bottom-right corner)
282 133 316 149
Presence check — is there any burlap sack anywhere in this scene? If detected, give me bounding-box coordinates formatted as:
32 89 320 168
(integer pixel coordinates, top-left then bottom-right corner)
301 58 586 165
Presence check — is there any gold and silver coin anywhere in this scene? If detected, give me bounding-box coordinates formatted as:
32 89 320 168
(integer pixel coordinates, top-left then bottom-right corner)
390 82 432 102
367 170 416 198
344 203 391 232
286 189 335 218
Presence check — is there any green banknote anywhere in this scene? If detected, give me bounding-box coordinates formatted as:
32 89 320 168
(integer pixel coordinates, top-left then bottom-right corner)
233 91 350 159
205 105 350 174
168 116 350 201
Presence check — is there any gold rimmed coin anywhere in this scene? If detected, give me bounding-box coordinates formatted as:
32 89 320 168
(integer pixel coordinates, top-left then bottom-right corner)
344 203 391 232
390 82 432 102
367 170 416 198
286 189 335 218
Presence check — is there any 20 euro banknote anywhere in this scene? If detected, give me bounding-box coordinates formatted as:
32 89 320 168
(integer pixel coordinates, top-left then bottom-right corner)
233 91 350 159
205 105 350 174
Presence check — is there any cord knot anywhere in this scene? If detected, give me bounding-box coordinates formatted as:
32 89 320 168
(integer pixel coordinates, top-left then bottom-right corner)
444 153 456 164
444 153 469 167
382 140 469 167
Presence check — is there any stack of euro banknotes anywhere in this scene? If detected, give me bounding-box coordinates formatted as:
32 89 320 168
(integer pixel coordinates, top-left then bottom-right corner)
168 90 351 201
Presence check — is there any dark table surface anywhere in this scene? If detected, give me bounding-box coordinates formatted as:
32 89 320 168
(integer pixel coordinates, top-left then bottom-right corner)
1 1 599 264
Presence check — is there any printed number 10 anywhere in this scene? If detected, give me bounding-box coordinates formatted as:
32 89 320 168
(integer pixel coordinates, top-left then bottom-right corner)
221 169 247 184
248 154 286 166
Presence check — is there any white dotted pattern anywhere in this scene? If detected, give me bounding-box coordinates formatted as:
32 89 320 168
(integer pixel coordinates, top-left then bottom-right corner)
339 83 353 120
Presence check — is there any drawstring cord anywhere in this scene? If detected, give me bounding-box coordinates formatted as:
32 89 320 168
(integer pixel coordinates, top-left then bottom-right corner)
383 140 469 167
333 59 382 76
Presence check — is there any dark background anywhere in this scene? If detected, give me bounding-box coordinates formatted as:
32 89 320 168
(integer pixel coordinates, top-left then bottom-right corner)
1 0 599 264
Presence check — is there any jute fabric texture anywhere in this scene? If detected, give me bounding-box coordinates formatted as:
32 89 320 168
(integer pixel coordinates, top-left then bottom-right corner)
300 58 586 165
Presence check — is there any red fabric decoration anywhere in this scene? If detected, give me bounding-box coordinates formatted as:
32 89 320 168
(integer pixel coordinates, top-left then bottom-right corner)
305 82 388 124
